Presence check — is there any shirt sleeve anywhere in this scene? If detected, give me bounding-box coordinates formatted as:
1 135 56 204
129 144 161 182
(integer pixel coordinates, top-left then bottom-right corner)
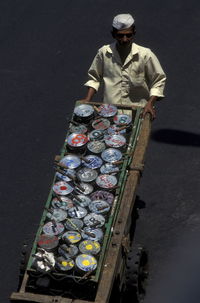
145 50 167 99
84 49 103 92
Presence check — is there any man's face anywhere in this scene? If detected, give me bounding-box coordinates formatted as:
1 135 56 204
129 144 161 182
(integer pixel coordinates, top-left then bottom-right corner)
114 27 134 47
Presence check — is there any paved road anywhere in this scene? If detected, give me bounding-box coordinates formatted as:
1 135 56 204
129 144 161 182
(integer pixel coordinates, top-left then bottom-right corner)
0 1 200 302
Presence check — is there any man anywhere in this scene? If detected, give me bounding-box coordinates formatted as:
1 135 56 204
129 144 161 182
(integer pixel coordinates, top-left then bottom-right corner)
81 13 166 119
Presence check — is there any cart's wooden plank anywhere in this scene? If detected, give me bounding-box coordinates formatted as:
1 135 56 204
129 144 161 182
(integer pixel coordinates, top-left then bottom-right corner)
95 114 151 303
10 292 92 303
78 100 138 110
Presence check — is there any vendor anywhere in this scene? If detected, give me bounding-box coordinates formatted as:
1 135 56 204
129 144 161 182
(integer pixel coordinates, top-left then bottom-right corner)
81 13 166 119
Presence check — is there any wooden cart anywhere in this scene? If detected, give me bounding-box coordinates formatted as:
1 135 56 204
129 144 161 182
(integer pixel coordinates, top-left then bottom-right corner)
10 102 151 303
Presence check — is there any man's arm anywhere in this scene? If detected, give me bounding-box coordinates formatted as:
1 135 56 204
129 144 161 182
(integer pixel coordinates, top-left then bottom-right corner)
81 50 103 102
142 50 166 119
81 87 96 103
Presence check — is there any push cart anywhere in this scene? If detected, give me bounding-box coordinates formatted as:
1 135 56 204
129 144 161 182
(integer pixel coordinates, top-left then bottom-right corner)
10 101 151 303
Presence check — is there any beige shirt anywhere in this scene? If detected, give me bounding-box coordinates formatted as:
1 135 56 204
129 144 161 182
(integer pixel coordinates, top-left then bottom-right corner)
84 42 166 107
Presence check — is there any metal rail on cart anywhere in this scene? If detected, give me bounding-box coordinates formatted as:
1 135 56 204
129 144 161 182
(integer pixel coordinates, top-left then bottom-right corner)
10 101 151 303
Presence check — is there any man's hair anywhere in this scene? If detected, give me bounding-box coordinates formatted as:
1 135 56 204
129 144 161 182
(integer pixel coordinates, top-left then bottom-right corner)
111 25 136 37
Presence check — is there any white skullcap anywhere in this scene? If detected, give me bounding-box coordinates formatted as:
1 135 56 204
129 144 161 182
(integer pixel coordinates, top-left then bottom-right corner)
112 13 135 30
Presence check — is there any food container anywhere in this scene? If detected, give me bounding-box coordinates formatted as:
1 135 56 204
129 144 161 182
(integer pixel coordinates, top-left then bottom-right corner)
89 200 110 215
76 167 98 183
73 195 91 208
87 141 106 154
73 104 94 122
66 133 88 152
101 148 122 163
75 182 94 195
53 181 74 196
68 206 88 219
46 208 68 222
92 118 110 130
79 240 101 255
37 234 59 252
90 190 115 205
100 163 119 175
56 256 75 272
32 249 55 272
113 114 132 125
107 124 127 135
62 231 82 244
81 227 104 242
96 174 118 190
55 168 76 183
58 244 79 258
59 155 81 169
88 129 105 141
51 196 74 210
42 221 65 236
104 134 126 149
82 155 103 169
64 218 84 231
98 104 118 118
83 213 105 228
69 123 88 134
75 254 97 273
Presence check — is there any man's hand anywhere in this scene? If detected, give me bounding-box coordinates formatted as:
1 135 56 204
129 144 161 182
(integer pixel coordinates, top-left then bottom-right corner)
141 96 158 120
141 102 156 120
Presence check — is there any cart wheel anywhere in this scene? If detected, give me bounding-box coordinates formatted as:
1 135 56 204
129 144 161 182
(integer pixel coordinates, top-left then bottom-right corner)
17 241 32 291
123 244 148 303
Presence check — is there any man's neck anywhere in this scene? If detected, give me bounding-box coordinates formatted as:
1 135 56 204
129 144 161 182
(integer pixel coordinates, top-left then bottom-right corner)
116 43 132 65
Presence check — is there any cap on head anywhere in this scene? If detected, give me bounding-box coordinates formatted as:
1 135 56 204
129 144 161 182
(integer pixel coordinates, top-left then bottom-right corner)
112 13 135 30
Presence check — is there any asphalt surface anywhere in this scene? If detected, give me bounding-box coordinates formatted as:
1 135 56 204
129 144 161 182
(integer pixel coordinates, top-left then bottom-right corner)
1 1 200 302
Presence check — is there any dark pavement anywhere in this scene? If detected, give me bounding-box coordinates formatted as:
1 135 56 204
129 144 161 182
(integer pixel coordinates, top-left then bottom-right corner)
0 1 200 302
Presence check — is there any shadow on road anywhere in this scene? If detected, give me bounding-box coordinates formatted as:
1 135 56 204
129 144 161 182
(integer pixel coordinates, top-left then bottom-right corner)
152 129 200 146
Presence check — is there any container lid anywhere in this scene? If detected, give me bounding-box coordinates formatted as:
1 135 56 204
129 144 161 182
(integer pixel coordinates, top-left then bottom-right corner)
92 118 110 130
77 167 98 183
62 231 82 244
68 206 87 219
82 155 103 169
75 182 94 195
88 129 105 141
101 148 122 163
73 195 91 207
96 174 118 189
56 168 76 183
69 124 88 134
56 256 75 271
89 200 110 214
113 114 132 125
46 208 68 222
59 155 81 169
100 163 119 175
58 244 79 258
42 221 65 236
104 134 126 148
37 234 59 251
74 104 94 117
98 104 118 117
79 240 101 255
84 213 105 228
53 181 74 196
90 190 115 205
75 254 97 272
107 125 126 135
81 227 104 242
51 196 74 210
87 141 106 154
66 133 88 148
65 218 84 231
